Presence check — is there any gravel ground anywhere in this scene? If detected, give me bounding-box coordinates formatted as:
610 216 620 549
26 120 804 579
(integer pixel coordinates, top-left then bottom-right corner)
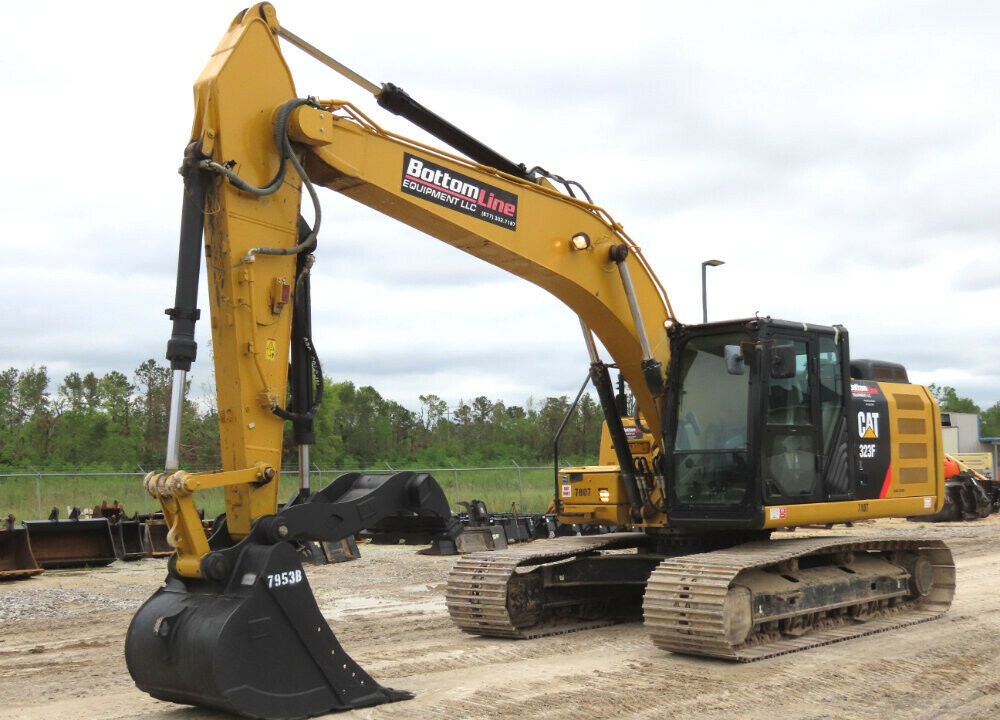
1 516 999 720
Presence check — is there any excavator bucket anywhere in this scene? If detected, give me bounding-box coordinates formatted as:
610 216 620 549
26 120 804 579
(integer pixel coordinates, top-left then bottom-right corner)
0 524 44 580
142 518 174 557
111 519 146 561
92 503 146 561
23 517 118 569
127 471 458 718
126 541 411 718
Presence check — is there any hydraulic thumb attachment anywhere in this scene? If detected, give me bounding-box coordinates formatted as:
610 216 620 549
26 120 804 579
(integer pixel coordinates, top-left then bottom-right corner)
126 471 460 719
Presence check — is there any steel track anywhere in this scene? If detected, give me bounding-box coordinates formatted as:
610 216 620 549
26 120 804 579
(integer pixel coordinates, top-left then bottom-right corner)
445 533 645 638
643 536 955 661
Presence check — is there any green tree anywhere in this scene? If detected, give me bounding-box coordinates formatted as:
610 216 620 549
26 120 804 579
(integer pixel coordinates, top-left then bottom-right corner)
534 396 571 459
180 408 222 469
0 367 18 431
310 377 348 467
572 393 602 460
98 371 137 432
50 372 106 467
134 359 174 467
313 381 418 467
0 366 54 465
383 398 416 457
418 394 448 430
59 371 101 411
981 402 1000 438
452 400 472 427
928 384 981 414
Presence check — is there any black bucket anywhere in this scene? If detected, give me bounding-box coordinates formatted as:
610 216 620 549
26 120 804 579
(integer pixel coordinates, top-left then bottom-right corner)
112 519 146 561
125 540 410 719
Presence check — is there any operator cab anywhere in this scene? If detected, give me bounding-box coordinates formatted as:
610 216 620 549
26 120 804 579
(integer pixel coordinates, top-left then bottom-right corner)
664 317 853 528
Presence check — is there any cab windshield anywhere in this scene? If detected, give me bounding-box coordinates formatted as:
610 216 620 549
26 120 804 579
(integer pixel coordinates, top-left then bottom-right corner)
670 332 752 507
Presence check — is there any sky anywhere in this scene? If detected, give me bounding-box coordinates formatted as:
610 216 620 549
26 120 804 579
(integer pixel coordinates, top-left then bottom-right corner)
1 0 998 415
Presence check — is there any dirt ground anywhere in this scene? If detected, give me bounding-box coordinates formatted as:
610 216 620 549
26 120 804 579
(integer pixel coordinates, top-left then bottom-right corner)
2 516 999 720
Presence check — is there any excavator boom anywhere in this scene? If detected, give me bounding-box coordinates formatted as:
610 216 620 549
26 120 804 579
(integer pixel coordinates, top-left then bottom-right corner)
149 3 674 584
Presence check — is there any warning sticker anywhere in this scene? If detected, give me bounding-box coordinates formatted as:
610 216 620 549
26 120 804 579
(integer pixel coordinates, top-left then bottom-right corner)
561 484 572 498
769 507 787 521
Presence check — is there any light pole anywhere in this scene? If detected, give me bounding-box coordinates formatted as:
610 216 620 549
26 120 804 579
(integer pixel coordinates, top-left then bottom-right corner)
701 259 724 323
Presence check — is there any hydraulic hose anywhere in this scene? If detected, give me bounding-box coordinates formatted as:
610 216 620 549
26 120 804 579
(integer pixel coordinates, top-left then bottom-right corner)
271 220 323 429
198 98 322 257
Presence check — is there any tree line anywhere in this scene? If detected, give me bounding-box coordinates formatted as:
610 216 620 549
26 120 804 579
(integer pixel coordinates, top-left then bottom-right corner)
928 384 1000 437
2 363 997 473
0 362 606 471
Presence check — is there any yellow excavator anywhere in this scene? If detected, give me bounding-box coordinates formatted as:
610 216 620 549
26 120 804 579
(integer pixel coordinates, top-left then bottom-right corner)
125 5 956 718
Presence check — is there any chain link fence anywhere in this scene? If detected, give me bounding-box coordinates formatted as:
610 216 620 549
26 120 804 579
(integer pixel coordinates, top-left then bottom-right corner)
0 464 556 522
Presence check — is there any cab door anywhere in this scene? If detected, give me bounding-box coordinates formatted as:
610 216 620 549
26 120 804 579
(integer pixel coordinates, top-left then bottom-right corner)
761 333 824 504
664 327 760 528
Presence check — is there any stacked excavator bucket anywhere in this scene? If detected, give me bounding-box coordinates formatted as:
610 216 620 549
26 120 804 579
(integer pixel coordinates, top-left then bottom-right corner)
111 518 146 561
141 518 173 557
93 503 146 562
0 517 43 580
2 505 171 575
23 510 118 569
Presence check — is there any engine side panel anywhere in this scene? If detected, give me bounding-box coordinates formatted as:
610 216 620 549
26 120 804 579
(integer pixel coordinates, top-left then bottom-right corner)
851 380 944 507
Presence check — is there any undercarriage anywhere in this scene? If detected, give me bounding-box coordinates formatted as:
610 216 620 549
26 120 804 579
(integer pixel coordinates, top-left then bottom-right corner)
445 533 955 660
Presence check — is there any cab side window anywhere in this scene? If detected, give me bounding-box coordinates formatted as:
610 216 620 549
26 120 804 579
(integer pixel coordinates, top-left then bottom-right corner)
767 340 810 426
818 337 843 454
764 339 816 499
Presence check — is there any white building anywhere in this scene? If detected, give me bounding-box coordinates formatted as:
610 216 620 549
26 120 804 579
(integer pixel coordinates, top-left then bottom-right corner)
941 412 997 481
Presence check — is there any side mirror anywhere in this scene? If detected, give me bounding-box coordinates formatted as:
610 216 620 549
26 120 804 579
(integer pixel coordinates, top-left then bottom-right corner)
771 343 797 379
724 345 746 375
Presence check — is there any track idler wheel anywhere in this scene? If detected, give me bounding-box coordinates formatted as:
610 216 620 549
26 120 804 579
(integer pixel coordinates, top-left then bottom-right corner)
125 542 410 719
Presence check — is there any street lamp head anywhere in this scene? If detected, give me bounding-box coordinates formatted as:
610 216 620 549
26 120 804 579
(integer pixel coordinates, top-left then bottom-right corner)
702 259 725 268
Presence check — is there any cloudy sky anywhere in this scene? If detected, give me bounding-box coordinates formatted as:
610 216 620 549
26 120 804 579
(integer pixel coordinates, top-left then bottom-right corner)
2 1 998 414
